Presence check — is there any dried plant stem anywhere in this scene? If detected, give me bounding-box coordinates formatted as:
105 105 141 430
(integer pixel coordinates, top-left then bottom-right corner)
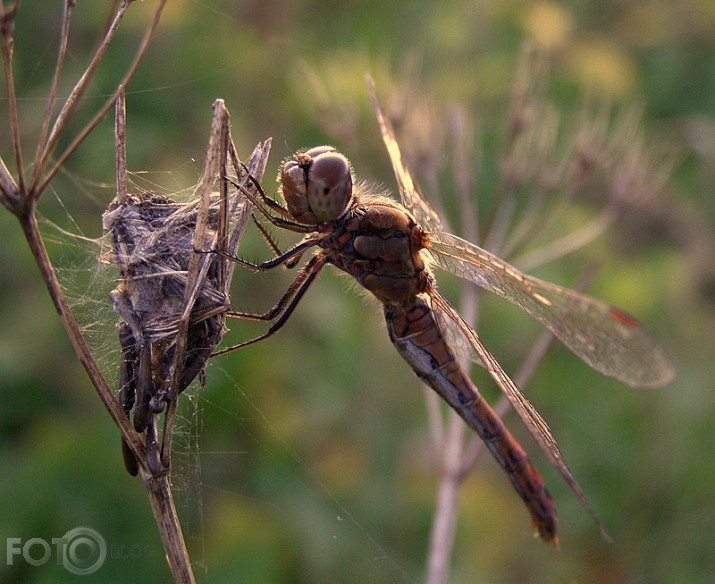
144 477 196 584
0 2 199 581
32 0 133 189
424 222 477 584
21 210 196 584
160 100 230 468
0 156 15 202
19 210 143 456
33 0 168 199
115 87 128 202
516 204 617 271
425 415 467 584
31 0 74 179
0 1 24 194
425 181 480 584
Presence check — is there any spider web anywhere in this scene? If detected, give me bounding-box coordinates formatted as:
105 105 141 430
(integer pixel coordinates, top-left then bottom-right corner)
40 165 417 582
42 170 210 568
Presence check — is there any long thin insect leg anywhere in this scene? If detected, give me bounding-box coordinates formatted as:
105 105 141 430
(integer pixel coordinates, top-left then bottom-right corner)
239 163 293 218
252 213 282 256
227 254 322 322
205 236 319 271
250 213 304 268
224 175 311 233
212 254 328 357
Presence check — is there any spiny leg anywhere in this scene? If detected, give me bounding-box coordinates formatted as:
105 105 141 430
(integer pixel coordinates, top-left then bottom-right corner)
239 163 294 220
214 254 328 356
252 212 282 257
250 212 303 269
224 173 311 233
203 235 319 272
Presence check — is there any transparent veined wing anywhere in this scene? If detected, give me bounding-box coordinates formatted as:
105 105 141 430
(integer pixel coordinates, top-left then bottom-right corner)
430 291 611 541
366 75 673 388
427 232 675 388
367 76 443 232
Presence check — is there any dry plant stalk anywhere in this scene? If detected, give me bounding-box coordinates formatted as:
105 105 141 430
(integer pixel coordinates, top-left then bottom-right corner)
0 2 272 581
0 0 164 453
102 93 270 582
103 96 271 477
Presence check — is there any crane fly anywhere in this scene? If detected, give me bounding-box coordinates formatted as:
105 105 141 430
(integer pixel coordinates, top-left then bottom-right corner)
215 80 675 545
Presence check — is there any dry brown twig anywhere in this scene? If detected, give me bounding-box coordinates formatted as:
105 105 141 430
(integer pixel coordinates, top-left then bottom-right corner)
1 0 164 478
102 93 271 582
0 2 270 581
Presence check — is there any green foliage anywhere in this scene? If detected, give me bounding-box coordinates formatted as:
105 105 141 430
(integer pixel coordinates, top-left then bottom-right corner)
1 1 714 583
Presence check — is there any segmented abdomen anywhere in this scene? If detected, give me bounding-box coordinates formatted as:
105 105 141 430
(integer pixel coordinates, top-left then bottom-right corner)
384 294 558 543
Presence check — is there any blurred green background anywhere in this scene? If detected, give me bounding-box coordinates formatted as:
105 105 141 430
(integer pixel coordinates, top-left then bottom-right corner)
1 1 714 582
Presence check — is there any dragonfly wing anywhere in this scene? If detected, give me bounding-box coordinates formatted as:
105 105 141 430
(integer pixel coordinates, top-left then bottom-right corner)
367 78 443 232
430 292 611 541
427 232 675 388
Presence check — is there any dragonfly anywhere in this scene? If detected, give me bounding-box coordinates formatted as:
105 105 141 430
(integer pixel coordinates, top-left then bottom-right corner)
215 81 675 545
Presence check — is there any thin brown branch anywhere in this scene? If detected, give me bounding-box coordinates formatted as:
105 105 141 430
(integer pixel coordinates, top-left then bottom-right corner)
424 416 467 584
0 155 17 207
451 105 479 242
160 100 229 468
115 87 128 202
33 0 168 200
1 0 25 194
217 120 231 290
31 0 133 191
18 210 146 470
426 169 480 584
516 204 618 271
97 0 125 50
30 0 75 184
143 475 197 584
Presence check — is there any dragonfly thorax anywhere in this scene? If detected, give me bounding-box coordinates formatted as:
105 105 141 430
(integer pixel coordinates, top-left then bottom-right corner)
280 146 353 224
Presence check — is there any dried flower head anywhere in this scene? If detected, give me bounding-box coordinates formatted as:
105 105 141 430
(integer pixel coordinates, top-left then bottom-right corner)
102 98 271 474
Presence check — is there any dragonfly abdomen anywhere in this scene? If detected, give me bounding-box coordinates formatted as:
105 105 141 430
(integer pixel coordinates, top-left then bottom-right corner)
385 295 558 543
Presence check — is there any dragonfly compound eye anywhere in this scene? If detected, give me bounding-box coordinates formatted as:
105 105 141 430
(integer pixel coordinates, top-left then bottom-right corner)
305 151 353 221
280 158 315 223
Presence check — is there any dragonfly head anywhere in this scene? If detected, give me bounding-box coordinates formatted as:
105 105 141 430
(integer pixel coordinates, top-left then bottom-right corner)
280 146 353 224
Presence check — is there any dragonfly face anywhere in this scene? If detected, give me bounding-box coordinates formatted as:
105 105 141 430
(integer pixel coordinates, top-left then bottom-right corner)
280 145 354 224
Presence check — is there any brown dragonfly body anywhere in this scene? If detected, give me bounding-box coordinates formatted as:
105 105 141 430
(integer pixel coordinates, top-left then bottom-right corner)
220 85 674 545
305 190 559 538
386 295 558 540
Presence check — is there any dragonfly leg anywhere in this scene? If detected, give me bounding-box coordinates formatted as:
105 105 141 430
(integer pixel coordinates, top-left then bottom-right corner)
239 164 293 218
198 235 319 272
213 254 328 356
248 212 304 267
228 255 319 320
251 212 285 261
224 173 311 233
